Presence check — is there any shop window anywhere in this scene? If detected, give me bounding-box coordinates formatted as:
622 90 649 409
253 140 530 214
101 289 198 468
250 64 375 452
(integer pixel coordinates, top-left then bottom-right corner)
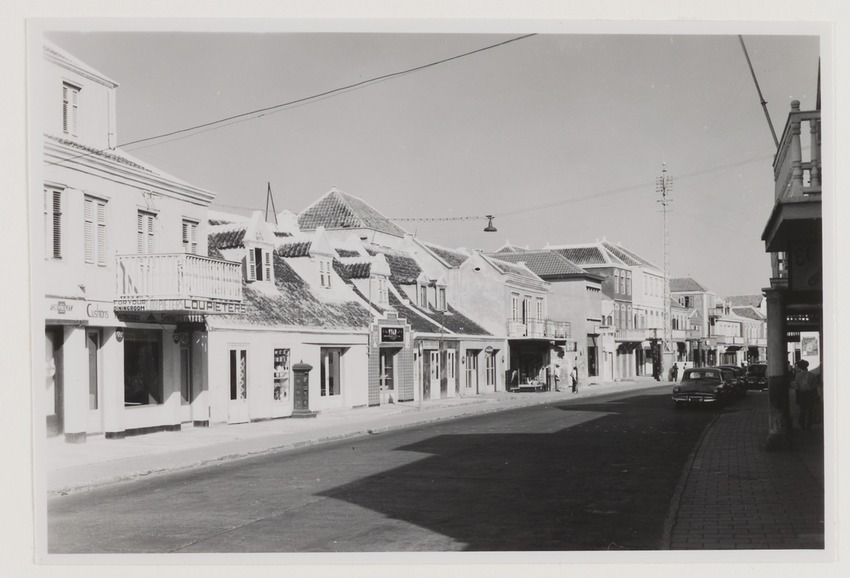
44 187 62 259
62 82 80 136
124 330 163 406
273 348 290 401
229 349 247 401
84 196 107 266
321 348 342 396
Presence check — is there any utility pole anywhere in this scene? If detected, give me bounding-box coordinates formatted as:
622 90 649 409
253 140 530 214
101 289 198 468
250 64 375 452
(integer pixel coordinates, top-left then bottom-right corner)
657 164 673 361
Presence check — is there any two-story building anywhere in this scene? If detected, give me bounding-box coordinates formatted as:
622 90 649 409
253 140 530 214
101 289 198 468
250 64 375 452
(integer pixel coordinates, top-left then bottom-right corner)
40 41 244 442
488 247 604 385
671 277 719 367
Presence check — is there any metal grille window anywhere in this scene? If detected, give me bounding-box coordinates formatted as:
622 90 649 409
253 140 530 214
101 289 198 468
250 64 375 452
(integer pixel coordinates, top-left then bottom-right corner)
44 187 62 259
137 211 156 254
182 220 198 254
62 82 79 136
84 196 107 265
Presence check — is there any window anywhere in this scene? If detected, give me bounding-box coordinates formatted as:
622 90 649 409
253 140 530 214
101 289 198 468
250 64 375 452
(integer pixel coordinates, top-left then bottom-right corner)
485 351 497 386
137 211 156 254
321 348 342 396
182 220 199 254
62 82 80 136
627 306 633 329
44 187 62 259
522 297 531 323
465 351 478 390
419 285 428 308
247 247 273 282
124 330 163 406
273 348 290 401
316 258 331 287
373 276 388 304
536 298 544 321
84 196 107 266
613 271 619 294
511 294 519 320
626 273 631 296
437 287 447 311
229 349 247 401
446 350 456 380
379 349 395 390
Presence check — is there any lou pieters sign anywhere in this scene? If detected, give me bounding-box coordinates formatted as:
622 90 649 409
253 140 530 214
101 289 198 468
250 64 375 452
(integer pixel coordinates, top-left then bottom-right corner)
113 298 247 314
380 326 404 344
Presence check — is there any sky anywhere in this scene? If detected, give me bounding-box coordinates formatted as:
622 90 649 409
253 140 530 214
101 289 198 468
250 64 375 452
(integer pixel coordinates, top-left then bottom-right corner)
43 28 821 298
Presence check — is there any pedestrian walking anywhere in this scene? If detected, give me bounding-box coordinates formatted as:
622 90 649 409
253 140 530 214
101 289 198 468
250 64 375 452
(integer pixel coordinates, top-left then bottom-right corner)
671 363 679 382
570 366 579 393
792 359 818 430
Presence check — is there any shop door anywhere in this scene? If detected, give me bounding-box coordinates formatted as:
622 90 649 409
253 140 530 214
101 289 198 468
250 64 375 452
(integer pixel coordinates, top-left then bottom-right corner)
429 350 440 401
272 348 293 418
86 330 102 433
228 348 249 424
180 343 192 423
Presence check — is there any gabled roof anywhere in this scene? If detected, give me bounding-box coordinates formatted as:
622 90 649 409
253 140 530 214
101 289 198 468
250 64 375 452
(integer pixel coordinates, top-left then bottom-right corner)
601 241 660 269
208 224 247 254
726 295 763 308
422 242 470 267
298 188 407 238
494 241 528 253
484 255 540 280
487 250 588 278
546 244 626 267
671 277 709 292
732 306 766 321
334 260 372 280
44 40 119 88
335 248 362 258
369 248 423 284
276 241 312 258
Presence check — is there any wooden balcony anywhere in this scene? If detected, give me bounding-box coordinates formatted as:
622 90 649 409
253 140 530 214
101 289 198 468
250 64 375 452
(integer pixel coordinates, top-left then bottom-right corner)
115 253 244 314
763 102 822 253
506 318 571 339
614 329 646 342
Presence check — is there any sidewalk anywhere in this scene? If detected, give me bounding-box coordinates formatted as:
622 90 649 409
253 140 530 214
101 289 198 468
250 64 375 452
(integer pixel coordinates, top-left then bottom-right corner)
665 390 826 550
46 377 664 496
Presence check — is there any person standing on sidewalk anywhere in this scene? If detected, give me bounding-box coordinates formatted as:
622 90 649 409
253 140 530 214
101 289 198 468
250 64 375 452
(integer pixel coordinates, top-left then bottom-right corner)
792 359 818 430
570 366 579 393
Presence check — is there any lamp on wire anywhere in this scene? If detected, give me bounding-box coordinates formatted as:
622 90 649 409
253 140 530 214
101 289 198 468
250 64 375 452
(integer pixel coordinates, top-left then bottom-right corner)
484 215 497 233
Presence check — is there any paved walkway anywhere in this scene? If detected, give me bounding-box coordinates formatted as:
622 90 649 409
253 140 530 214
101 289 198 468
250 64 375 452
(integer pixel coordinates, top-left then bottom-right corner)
666 391 825 550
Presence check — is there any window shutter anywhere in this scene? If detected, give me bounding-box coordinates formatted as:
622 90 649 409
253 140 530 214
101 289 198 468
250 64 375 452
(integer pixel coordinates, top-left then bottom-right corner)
70 86 78 135
43 189 49 258
96 201 107 266
62 85 68 133
191 222 198 254
146 214 155 254
247 247 256 281
264 250 272 281
137 213 144 253
52 190 62 258
182 222 188 252
84 198 94 263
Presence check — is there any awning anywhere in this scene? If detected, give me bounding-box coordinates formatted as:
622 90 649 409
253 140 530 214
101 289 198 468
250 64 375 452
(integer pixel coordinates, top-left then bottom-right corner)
724 345 742 352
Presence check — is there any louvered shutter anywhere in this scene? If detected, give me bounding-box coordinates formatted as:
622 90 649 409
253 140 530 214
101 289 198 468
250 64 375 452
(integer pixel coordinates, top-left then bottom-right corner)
62 85 69 133
264 250 272 281
70 87 78 135
182 222 189 253
146 214 155 254
43 189 49 258
96 201 107 266
191 223 198 254
137 213 144 253
84 198 94 263
247 247 256 281
52 190 62 258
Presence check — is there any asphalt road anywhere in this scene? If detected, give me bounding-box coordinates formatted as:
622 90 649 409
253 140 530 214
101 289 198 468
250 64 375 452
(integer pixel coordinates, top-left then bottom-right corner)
48 385 720 553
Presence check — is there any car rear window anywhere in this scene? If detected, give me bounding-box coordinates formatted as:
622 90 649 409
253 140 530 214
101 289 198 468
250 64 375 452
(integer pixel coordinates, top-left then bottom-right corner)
684 370 720 380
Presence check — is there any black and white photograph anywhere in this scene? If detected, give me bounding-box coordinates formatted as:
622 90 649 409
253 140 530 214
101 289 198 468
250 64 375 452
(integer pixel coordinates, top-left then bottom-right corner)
3 3 845 576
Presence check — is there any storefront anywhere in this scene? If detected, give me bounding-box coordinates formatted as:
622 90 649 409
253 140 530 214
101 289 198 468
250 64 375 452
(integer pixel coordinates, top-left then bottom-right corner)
368 314 414 406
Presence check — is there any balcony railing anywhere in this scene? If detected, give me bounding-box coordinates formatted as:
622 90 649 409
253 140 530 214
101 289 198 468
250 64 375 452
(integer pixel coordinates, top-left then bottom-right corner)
115 253 243 313
774 102 821 202
506 318 571 339
614 329 646 342
672 329 701 340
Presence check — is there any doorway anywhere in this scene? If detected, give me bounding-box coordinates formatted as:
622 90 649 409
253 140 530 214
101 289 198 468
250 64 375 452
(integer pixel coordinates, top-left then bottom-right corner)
86 330 102 433
45 327 64 436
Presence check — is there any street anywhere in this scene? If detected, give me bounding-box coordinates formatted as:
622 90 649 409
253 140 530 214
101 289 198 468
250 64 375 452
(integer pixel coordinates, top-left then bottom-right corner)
48 385 719 553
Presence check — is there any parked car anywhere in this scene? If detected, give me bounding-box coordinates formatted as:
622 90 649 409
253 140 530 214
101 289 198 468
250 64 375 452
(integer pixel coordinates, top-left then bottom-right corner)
672 367 735 408
716 365 748 398
744 363 767 390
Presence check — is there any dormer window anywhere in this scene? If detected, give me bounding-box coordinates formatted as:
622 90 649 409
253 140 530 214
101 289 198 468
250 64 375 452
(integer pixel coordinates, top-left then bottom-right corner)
374 276 388 304
419 284 428 309
62 82 80 136
437 287 446 311
319 259 332 288
247 246 272 282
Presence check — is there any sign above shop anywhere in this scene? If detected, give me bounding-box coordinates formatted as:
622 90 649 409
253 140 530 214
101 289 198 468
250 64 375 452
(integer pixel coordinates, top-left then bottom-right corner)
45 297 120 326
113 298 247 314
380 327 404 344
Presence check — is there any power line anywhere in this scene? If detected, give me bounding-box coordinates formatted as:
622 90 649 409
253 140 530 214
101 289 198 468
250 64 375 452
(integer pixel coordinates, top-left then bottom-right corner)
47 33 537 168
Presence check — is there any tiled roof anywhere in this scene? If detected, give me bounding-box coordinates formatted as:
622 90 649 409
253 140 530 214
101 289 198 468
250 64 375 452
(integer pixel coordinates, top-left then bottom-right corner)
276 241 312 258
334 260 372 280
381 252 423 284
671 277 708 292
388 291 443 333
601 241 659 269
732 306 766 321
298 189 407 237
487 257 540 280
273 231 292 238
549 246 611 266
488 250 587 278
226 251 372 329
208 225 247 253
726 295 763 308
430 305 490 336
335 248 362 258
424 242 469 267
